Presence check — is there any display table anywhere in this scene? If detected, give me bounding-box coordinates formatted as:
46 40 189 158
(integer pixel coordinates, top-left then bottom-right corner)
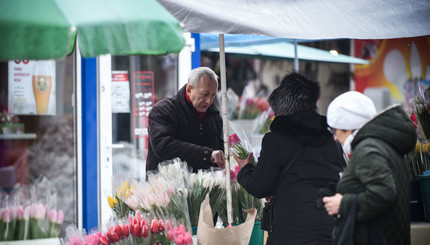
411 222 430 245
0 238 60 245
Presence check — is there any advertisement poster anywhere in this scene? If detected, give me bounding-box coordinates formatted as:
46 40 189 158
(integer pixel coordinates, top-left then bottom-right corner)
354 37 430 113
8 60 56 115
131 71 154 139
111 71 131 113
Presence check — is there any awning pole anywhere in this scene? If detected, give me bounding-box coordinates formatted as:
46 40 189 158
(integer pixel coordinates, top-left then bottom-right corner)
294 39 299 72
219 33 233 226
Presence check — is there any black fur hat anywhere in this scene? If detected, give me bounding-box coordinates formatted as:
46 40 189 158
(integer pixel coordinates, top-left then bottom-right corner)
268 72 320 116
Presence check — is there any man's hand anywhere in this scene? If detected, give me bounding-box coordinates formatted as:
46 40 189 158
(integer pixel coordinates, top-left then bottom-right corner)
211 150 226 169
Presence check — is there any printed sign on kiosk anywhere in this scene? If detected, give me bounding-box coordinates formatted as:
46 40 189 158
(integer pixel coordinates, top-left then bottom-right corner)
131 71 154 139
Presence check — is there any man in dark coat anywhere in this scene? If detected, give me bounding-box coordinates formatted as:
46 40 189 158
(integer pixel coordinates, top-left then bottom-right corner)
146 67 225 172
323 105 416 245
235 73 342 245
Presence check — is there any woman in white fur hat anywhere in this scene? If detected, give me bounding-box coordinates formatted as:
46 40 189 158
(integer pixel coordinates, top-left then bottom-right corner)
326 91 377 159
323 92 417 245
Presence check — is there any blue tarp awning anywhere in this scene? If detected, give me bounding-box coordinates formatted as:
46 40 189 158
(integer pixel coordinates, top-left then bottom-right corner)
200 34 369 64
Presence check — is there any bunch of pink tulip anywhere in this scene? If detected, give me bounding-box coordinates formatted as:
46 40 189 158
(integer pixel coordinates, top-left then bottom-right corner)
0 203 64 241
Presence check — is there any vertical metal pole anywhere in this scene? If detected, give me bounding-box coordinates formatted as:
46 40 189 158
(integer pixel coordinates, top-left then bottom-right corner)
219 33 233 226
294 39 299 72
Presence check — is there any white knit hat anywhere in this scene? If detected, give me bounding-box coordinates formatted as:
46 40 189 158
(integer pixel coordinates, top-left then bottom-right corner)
327 91 377 130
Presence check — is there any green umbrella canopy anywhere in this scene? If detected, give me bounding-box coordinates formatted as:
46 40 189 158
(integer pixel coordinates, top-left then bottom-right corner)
0 0 185 60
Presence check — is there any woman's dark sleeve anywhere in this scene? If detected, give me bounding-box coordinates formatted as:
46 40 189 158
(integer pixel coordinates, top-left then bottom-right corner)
237 133 282 199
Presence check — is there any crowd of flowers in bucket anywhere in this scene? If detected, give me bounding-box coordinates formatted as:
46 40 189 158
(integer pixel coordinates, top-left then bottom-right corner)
61 210 192 245
0 176 64 241
407 85 430 179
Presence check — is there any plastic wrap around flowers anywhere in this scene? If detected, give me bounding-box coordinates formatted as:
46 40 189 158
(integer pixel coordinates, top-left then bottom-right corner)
120 160 192 234
226 124 263 224
0 177 64 241
184 169 225 227
104 157 262 237
229 133 256 166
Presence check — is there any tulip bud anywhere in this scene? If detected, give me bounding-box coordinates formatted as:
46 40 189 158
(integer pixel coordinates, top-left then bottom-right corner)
114 224 124 238
185 232 193 245
129 222 135 236
108 196 115 209
133 223 141 237
158 219 165 232
176 233 184 245
106 231 114 243
141 224 149 238
150 218 158 234
99 235 110 245
173 226 179 235
56 210 64 224
2 208 12 223
110 230 120 242
134 216 140 225
179 224 186 234
168 230 175 241
129 214 133 225
165 219 172 231
122 224 129 237
48 209 57 223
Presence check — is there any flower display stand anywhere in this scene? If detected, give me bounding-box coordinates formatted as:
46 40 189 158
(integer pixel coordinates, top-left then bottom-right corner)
0 238 60 245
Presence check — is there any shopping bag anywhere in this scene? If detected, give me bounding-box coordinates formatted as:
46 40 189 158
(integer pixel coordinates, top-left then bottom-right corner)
197 194 256 245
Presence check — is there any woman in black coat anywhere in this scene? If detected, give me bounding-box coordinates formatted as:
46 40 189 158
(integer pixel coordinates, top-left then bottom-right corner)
235 73 342 245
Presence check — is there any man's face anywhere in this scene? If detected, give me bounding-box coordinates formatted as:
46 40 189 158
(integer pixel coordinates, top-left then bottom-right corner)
186 75 218 113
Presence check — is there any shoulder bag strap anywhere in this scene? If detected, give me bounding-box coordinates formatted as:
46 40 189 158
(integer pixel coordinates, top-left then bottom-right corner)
272 144 304 197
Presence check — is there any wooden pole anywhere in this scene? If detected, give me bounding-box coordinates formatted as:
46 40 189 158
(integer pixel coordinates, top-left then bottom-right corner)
219 33 233 226
294 39 299 72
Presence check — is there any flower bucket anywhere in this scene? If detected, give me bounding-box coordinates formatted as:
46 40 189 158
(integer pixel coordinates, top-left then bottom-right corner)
418 175 430 222
410 180 425 221
249 221 264 245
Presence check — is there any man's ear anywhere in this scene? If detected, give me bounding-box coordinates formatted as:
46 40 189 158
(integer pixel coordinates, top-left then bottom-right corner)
186 84 192 93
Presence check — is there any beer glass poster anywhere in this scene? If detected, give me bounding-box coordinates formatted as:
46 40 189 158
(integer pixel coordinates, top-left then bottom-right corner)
8 60 56 115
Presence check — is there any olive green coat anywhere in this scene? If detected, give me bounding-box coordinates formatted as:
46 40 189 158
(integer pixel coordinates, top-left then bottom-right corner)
336 105 416 245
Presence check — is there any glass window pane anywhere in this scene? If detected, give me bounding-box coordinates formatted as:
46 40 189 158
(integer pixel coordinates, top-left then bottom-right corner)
111 54 178 181
0 54 78 231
